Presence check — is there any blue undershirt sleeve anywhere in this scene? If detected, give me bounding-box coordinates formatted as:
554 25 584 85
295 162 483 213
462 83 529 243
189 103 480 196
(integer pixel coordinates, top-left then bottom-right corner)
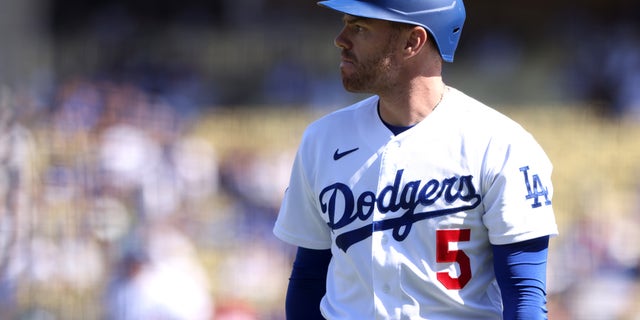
492 235 550 320
286 247 332 320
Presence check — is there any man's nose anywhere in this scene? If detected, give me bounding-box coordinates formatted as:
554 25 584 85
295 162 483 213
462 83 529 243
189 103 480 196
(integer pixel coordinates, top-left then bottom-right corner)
334 27 350 49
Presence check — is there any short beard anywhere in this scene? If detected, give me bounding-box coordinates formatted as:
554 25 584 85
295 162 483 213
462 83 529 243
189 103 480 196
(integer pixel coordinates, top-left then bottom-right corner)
341 34 401 93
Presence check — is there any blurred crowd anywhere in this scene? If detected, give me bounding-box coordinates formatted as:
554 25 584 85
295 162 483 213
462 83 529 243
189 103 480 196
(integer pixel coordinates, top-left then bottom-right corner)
0 78 295 319
557 8 640 120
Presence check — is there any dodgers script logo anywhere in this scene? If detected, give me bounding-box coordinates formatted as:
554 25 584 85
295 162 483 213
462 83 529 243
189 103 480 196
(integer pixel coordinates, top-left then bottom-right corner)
319 169 481 252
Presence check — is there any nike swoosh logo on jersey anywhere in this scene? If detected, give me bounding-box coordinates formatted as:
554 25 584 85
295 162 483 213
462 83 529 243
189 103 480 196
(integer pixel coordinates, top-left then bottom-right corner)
333 147 359 160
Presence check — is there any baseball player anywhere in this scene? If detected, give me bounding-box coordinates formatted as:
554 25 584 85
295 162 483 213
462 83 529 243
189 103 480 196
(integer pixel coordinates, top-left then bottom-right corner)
273 0 558 319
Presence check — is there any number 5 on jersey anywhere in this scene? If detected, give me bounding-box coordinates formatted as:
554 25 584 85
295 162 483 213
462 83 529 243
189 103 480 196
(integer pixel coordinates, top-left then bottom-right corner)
436 229 471 290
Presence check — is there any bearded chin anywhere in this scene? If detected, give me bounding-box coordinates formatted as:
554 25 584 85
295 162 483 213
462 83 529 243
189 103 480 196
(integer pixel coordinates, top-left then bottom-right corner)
341 74 366 92
340 56 395 93
341 68 377 93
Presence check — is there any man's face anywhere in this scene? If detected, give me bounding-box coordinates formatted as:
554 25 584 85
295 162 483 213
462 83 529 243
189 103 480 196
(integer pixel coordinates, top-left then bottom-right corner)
334 15 405 93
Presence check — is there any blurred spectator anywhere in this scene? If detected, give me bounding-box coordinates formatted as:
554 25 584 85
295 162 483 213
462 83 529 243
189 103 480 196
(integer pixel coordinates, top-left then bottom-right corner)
105 223 214 320
0 86 39 318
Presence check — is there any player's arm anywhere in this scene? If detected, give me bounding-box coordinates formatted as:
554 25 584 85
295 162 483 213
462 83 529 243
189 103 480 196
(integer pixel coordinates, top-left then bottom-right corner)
492 235 550 320
286 247 332 320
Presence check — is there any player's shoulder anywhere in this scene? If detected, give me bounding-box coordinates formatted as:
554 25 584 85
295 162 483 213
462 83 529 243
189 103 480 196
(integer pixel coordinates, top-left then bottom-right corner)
445 86 528 133
445 87 550 163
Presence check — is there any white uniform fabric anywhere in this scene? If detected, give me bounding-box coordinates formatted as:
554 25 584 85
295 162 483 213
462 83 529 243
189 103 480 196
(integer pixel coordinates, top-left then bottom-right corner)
273 87 558 319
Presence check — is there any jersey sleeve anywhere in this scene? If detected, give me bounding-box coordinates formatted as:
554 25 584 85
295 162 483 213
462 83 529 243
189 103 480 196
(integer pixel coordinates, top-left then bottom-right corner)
273 141 333 250
481 127 559 245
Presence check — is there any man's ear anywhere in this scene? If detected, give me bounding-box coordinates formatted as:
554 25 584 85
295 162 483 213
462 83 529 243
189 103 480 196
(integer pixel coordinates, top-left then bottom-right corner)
404 26 429 57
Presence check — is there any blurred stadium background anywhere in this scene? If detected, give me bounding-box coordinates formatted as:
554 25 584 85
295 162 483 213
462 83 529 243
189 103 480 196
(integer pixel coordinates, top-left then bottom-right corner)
0 0 639 319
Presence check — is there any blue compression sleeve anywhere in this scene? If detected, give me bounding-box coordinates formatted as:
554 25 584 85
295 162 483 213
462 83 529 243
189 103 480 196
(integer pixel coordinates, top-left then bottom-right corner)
492 236 550 320
286 247 332 320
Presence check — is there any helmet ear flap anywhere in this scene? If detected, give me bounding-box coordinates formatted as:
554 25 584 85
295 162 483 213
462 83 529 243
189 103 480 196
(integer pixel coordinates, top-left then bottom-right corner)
318 0 466 62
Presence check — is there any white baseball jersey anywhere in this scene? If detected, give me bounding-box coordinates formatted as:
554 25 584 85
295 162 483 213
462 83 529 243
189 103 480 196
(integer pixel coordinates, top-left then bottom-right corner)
273 86 558 319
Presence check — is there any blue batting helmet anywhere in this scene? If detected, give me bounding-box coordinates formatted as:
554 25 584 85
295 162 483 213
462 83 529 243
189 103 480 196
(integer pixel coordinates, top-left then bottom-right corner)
318 0 466 62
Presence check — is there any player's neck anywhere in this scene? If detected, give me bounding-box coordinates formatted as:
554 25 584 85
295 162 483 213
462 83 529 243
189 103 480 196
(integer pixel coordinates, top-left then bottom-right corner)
377 77 445 127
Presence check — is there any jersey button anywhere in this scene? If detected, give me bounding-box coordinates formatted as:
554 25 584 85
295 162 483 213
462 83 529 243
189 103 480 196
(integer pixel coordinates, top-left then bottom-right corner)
382 284 391 293
381 234 388 245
